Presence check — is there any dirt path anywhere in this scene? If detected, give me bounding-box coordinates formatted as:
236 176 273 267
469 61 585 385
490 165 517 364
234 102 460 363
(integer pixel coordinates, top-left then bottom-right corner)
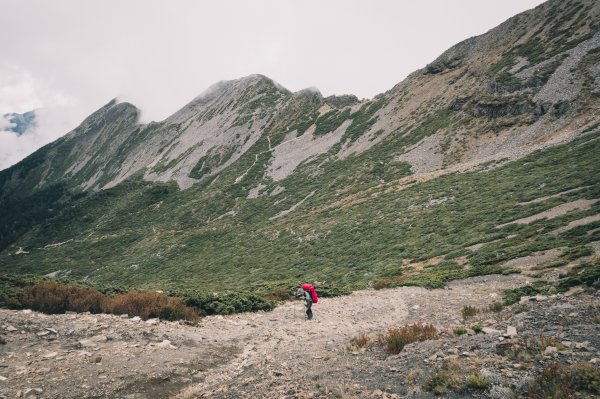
0 274 530 399
174 274 529 398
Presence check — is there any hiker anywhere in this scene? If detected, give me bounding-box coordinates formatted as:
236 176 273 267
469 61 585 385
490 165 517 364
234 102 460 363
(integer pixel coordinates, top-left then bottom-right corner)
297 283 318 320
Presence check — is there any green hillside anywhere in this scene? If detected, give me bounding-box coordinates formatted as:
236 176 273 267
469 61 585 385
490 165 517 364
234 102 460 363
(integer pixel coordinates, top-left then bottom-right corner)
0 0 598 300
2 127 598 295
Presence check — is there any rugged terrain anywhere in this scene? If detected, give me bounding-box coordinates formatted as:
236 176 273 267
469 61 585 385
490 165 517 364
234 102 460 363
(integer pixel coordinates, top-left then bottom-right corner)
1 273 599 399
1 1 600 396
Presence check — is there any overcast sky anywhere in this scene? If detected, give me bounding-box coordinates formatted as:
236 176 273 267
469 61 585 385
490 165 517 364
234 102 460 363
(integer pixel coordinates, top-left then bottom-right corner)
0 0 546 170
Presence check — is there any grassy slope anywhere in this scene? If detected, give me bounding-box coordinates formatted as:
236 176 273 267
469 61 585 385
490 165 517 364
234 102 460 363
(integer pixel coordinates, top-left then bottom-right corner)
1 126 598 295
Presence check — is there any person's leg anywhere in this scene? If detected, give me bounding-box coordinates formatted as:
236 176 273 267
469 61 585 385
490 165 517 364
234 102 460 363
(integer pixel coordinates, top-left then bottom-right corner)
306 300 313 320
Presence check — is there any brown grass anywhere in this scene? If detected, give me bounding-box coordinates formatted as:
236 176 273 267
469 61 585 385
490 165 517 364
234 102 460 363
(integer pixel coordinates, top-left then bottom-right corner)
350 333 371 349
381 323 438 354
22 281 198 322
528 362 600 398
23 281 104 314
461 305 479 319
103 291 198 321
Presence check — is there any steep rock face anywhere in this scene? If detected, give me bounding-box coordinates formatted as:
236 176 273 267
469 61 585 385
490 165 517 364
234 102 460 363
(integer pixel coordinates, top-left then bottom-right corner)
379 0 600 172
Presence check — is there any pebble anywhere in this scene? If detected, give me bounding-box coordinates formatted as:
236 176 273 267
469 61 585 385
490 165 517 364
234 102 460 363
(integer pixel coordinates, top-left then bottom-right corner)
6 325 17 332
505 326 517 337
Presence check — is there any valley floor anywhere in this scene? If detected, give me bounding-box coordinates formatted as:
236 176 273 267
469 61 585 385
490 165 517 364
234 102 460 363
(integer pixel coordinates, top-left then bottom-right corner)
1 274 599 399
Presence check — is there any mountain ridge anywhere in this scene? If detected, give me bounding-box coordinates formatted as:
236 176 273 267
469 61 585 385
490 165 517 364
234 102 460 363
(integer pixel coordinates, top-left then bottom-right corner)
0 0 598 296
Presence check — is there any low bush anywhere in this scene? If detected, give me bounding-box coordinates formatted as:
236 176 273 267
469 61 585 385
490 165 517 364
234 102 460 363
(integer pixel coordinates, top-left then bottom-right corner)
503 285 542 305
382 323 438 354
489 301 504 312
528 362 600 398
424 359 492 395
350 333 371 349
454 326 467 336
465 373 491 390
103 291 198 321
423 360 462 395
373 279 391 290
0 273 41 309
471 323 483 333
181 291 274 316
17 279 199 322
506 333 559 363
22 281 104 314
461 305 479 319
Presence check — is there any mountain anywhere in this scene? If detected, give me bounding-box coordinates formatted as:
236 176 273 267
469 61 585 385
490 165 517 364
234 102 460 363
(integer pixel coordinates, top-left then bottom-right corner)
0 0 598 296
1 110 36 135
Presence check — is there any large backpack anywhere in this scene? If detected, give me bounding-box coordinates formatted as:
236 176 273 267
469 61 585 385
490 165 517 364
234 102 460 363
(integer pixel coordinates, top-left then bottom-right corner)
301 283 318 304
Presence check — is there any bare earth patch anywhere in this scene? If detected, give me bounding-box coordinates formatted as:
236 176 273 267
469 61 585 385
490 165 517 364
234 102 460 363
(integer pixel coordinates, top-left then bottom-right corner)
552 214 600 235
497 198 599 228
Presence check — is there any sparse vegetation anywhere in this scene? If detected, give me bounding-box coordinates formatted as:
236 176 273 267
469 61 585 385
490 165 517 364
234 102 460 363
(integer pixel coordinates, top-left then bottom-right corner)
350 333 371 350
461 305 479 319
453 326 467 336
381 323 438 355
489 301 504 312
424 359 493 395
528 362 600 398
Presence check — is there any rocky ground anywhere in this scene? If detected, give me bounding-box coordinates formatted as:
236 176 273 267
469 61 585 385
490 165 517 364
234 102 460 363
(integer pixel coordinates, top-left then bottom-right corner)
0 274 598 399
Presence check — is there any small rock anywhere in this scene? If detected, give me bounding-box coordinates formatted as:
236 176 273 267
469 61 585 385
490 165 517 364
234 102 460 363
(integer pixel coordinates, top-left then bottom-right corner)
120 314 129 318
44 328 58 334
519 296 532 304
496 341 516 356
36 331 49 336
130 316 141 322
567 312 579 317
42 352 58 358
482 327 502 335
22 309 32 314
411 305 419 310
534 295 547 301
544 346 558 355
145 318 159 325
564 287 584 297
575 341 590 351
0 375 7 381
92 356 102 364
505 326 517 337
447 348 459 355
156 340 177 349
590 358 598 364
79 335 108 347
6 325 17 332
561 341 573 348
373 389 384 397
